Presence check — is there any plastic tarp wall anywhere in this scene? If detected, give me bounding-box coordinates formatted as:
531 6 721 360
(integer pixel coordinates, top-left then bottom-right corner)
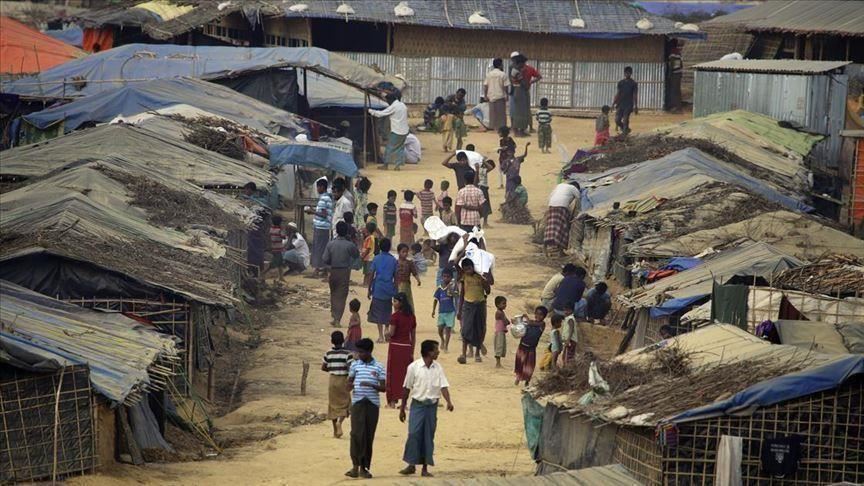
215 69 300 114
576 147 813 218
269 139 358 177
666 354 864 424
22 77 306 136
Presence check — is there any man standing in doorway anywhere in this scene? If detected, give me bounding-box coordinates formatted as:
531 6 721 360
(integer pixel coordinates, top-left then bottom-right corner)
398 340 454 478
346 338 386 479
369 91 409 170
613 66 638 135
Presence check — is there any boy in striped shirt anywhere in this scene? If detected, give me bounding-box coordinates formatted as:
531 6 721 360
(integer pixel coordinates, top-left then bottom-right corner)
416 179 436 232
322 331 353 438
346 338 386 479
536 97 553 153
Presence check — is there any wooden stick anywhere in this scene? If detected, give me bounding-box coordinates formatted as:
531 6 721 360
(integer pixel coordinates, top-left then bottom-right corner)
300 361 310 396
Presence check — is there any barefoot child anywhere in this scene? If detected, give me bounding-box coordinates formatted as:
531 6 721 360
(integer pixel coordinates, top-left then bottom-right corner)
361 222 378 287
432 269 458 352
514 306 548 386
396 243 421 311
536 97 553 153
548 314 563 371
322 331 353 438
435 180 450 217
411 242 429 275
562 308 578 364
383 190 398 239
595 105 611 147
417 180 436 231
440 197 457 226
399 190 418 246
497 126 516 189
347 299 363 350
493 296 510 368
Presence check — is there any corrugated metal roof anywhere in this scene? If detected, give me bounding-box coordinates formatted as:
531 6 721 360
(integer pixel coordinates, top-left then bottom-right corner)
704 0 864 36
694 59 851 74
416 464 641 486
0 280 178 404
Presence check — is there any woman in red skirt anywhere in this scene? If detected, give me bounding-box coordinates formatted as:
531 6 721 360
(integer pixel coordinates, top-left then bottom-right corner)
514 306 548 386
386 292 416 407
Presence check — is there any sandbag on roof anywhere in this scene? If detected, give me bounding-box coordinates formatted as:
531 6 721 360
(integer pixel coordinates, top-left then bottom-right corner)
656 110 822 183
21 77 306 136
627 210 864 261
2 43 393 108
576 147 812 219
0 16 86 74
0 123 272 188
623 241 804 308
0 280 178 404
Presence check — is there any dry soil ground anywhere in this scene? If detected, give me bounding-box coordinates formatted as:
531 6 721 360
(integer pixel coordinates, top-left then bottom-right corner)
71 112 689 486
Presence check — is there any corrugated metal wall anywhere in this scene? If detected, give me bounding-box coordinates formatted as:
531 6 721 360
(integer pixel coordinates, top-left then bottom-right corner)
693 70 848 169
338 52 665 110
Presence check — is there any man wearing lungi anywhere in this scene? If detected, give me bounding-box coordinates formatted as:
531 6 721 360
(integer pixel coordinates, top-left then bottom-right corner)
544 181 581 256
368 91 409 170
398 340 454 477
346 338 386 479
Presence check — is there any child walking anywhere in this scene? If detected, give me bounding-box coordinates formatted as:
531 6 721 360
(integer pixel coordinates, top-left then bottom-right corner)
346 299 363 350
514 306 548 386
595 105 611 147
493 296 510 368
440 197 457 226
536 97 553 153
562 308 578 364
435 180 450 217
547 314 564 371
355 177 372 223
411 242 429 275
395 243 421 311
432 268 458 352
361 221 378 287
399 190 418 246
322 331 353 438
441 108 456 151
497 126 516 189
267 215 286 278
383 190 398 239
416 179 436 232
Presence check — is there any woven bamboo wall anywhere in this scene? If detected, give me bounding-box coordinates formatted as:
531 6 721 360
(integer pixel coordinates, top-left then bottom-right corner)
392 25 665 63
666 379 864 485
0 366 97 482
614 427 664 485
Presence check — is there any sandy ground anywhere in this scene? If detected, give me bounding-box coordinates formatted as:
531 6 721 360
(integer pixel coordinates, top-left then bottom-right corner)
70 112 689 486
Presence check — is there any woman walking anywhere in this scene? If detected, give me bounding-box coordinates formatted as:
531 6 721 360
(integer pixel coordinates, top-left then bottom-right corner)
386 292 417 407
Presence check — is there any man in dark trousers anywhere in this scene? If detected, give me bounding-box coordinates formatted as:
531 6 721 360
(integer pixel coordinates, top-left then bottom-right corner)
323 221 360 327
613 66 638 135
346 338 386 479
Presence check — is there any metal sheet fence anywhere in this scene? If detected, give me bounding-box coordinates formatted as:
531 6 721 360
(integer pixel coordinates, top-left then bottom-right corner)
338 52 665 109
693 70 848 169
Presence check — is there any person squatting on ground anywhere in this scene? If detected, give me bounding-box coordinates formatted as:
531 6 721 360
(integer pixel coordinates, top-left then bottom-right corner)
398 340 454 478
346 338 386 479
322 331 352 438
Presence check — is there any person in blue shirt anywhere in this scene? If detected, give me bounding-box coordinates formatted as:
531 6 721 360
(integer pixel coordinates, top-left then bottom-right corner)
347 338 386 479
367 238 397 343
552 266 587 315
431 268 458 352
306 178 333 276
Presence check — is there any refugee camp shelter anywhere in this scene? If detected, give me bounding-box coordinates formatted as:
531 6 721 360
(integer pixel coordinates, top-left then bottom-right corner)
702 0 864 62
839 129 864 236
0 16 85 76
693 60 849 174
72 0 704 109
534 324 864 485
1 281 178 482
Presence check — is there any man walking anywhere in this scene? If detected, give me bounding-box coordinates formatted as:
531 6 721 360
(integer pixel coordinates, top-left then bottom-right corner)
454 169 486 232
613 66 638 135
368 91 409 170
398 340 454 477
323 221 360 327
347 338 386 479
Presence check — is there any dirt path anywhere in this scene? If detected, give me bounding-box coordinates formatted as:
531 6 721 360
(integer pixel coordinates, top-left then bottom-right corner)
72 113 688 486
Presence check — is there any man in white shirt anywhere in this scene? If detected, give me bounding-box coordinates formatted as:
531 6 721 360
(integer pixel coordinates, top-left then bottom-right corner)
331 179 354 238
283 222 310 274
483 57 510 131
368 91 410 170
398 340 454 477
544 181 582 255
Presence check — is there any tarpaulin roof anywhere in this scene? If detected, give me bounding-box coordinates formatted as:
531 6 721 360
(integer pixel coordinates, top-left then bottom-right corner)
0 280 178 404
0 123 273 188
76 0 193 27
655 110 822 188
623 241 805 308
576 147 812 219
649 295 708 319
20 77 306 136
1 43 390 108
0 16 86 74
627 210 864 261
44 25 84 48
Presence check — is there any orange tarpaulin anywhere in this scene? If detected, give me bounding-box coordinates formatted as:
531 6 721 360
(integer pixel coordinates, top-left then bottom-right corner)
82 27 114 53
1 16 85 74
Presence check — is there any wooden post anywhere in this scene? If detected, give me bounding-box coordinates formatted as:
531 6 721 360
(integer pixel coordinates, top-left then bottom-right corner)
207 365 215 402
363 93 370 165
300 360 310 396
118 409 144 465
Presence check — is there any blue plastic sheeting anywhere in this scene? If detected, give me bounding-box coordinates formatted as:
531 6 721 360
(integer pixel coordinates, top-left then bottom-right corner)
665 257 702 272
578 148 813 217
44 26 83 47
636 1 752 17
269 140 358 177
2 43 377 108
667 354 864 424
23 77 307 136
649 294 708 319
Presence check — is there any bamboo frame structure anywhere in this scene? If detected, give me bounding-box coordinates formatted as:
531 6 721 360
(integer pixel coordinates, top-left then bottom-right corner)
0 366 97 482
